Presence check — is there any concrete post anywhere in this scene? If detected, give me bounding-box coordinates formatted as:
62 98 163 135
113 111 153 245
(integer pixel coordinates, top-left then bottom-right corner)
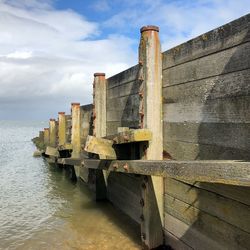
44 128 49 146
49 118 57 147
139 25 164 249
71 103 81 158
93 73 107 200
58 112 66 146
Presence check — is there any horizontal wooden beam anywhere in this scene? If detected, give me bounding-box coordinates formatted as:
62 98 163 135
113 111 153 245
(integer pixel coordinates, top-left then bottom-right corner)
84 135 116 159
57 157 82 166
45 146 59 157
58 143 73 151
82 159 250 186
105 129 152 144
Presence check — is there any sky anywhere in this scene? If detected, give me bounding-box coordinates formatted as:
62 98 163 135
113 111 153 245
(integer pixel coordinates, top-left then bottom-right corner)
0 0 249 120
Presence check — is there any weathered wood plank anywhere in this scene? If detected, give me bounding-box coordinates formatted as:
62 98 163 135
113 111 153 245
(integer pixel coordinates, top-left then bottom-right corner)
83 159 250 186
45 146 59 157
182 180 250 206
107 80 139 99
163 140 250 160
107 64 139 89
164 177 250 232
163 42 250 87
163 68 250 105
59 157 82 166
164 195 250 250
162 14 250 69
105 129 152 144
164 122 250 150
84 136 116 159
164 230 193 250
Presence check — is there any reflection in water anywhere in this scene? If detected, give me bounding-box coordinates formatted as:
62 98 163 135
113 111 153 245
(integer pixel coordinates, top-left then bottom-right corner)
0 121 141 250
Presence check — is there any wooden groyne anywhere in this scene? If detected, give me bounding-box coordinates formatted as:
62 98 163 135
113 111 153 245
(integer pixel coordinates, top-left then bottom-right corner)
33 13 250 250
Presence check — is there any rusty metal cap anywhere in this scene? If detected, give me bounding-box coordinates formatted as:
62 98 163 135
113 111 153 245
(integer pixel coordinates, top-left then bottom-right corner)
58 112 65 115
50 118 55 121
44 128 49 130
94 73 105 77
71 102 80 106
140 25 159 33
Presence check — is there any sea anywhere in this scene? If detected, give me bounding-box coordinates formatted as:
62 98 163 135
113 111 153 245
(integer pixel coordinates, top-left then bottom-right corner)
0 120 141 250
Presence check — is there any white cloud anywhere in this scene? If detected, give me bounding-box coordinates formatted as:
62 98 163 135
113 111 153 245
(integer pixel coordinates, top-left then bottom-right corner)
0 0 136 119
103 0 250 50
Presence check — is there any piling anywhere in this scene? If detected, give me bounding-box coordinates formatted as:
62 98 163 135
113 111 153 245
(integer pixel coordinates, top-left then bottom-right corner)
58 112 66 146
139 25 164 249
71 103 81 158
93 73 107 200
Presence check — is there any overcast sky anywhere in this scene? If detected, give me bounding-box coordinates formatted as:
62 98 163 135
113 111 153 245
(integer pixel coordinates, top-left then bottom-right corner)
0 0 249 120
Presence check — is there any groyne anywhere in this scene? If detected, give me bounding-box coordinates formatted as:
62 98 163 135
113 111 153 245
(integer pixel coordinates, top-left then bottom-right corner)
33 13 250 250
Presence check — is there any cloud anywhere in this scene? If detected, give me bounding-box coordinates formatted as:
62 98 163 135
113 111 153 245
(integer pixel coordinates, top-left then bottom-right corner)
103 0 250 50
0 0 249 120
0 0 136 120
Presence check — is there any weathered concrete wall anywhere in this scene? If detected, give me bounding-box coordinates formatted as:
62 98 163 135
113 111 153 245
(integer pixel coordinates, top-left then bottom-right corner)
162 14 250 249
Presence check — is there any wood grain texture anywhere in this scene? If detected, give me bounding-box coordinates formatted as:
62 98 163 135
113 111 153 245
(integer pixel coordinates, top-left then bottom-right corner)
162 14 250 69
164 177 250 232
163 42 250 87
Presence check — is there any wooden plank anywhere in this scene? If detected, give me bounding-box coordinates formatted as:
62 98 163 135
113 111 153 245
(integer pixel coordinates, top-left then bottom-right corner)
163 140 250 161
107 173 141 223
84 135 116 159
60 157 82 166
163 42 250 87
162 14 250 69
58 143 73 151
107 80 139 99
107 94 140 122
83 159 250 186
45 146 59 157
182 180 250 206
164 177 250 232
105 129 152 144
163 122 250 151
163 69 250 106
164 230 193 250
164 195 250 250
107 64 139 89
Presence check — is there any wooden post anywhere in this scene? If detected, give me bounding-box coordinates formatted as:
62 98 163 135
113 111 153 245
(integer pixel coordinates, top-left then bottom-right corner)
49 118 57 147
139 25 164 249
58 112 66 146
93 73 106 138
71 103 81 158
39 131 44 142
93 73 107 200
44 128 49 146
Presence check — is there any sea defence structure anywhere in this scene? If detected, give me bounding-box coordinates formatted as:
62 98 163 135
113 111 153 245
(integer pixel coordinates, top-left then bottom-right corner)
33 14 250 250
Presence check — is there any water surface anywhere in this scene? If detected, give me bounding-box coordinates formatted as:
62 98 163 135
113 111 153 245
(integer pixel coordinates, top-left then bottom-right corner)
0 121 141 250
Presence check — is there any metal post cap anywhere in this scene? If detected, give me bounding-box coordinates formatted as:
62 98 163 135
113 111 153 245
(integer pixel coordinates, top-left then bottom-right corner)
71 102 80 106
58 112 65 115
94 73 105 77
140 25 159 33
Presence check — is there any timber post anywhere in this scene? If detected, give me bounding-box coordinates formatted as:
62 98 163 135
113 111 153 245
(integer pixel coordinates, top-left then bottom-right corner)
58 112 66 146
49 118 57 147
139 25 164 249
71 103 81 158
44 128 49 146
93 73 107 200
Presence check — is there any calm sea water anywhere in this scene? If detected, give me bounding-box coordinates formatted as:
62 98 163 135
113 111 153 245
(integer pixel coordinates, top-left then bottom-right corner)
0 121 141 250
